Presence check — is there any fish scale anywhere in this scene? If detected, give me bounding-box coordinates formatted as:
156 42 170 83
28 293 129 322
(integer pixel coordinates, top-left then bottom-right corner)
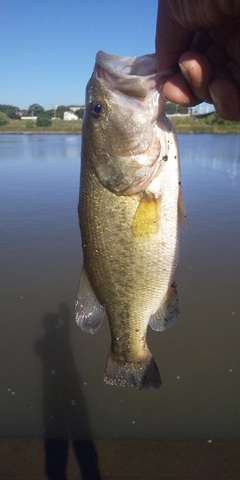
75 51 186 389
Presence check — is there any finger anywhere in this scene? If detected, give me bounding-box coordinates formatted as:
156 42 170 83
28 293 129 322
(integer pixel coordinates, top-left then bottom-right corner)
179 51 213 102
156 1 194 71
210 18 240 65
161 71 201 107
209 68 240 120
225 20 240 64
226 60 240 88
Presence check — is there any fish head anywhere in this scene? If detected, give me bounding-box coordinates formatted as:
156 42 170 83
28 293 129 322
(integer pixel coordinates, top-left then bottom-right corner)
82 51 168 195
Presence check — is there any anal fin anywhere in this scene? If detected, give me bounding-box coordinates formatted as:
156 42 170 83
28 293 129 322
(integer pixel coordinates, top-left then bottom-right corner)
75 265 107 334
149 282 180 331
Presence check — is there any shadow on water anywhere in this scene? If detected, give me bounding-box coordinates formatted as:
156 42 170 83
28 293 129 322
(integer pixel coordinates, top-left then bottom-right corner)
34 301 102 480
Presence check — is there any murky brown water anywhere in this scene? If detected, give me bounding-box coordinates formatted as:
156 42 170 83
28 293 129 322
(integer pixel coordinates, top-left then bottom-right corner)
0 133 240 442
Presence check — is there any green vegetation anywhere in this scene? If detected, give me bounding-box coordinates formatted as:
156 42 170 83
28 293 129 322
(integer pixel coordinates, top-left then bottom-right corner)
164 103 189 115
28 103 45 116
163 102 240 133
0 103 84 122
0 112 9 126
1 113 238 135
0 118 82 134
54 105 68 119
25 120 35 129
0 103 239 135
74 107 84 119
36 115 52 127
0 104 23 119
170 112 240 134
0 103 83 134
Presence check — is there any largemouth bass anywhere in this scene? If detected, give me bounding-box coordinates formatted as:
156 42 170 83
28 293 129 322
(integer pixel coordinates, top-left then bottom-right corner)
75 51 186 390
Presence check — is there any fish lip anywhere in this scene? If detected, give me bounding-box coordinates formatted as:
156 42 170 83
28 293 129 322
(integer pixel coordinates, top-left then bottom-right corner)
95 51 156 78
95 50 177 82
94 52 162 100
94 51 178 106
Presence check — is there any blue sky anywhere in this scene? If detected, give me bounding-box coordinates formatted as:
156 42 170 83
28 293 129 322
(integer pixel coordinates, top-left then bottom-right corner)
1 0 158 110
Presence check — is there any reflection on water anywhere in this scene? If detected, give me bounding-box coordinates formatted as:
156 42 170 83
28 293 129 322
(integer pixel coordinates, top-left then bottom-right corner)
0 133 80 161
0 134 240 443
35 302 102 480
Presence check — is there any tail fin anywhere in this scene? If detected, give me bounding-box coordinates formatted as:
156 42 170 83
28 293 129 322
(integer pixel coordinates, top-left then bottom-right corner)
104 351 161 390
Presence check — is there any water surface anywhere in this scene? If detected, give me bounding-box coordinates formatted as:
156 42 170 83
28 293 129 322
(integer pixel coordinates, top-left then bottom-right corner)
0 133 240 441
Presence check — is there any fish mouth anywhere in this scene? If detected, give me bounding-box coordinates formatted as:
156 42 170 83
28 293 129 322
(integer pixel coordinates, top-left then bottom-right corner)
96 52 157 95
96 51 157 76
95 51 177 102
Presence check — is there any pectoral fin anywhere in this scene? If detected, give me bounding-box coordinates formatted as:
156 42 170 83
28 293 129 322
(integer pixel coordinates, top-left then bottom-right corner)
132 194 162 238
149 282 180 331
75 265 107 334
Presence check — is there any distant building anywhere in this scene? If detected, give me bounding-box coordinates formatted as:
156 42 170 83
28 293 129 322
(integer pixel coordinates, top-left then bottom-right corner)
190 102 215 119
69 106 82 112
21 116 37 121
63 111 78 121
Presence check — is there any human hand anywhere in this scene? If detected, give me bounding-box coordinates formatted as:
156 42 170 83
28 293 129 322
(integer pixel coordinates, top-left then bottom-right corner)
156 0 240 120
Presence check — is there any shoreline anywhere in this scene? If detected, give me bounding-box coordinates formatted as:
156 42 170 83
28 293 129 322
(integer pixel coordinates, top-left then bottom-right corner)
0 131 80 135
0 128 239 135
0 116 239 135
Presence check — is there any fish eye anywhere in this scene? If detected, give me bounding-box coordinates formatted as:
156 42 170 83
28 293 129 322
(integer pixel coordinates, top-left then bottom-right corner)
91 102 103 118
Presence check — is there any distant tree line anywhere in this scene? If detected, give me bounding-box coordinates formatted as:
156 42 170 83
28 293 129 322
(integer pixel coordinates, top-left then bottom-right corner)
0 104 23 119
0 104 85 127
1 103 236 129
0 102 189 117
